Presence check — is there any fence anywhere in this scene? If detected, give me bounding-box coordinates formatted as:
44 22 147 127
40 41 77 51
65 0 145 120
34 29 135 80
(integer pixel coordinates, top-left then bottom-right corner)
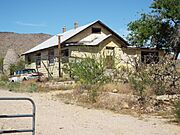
0 97 36 135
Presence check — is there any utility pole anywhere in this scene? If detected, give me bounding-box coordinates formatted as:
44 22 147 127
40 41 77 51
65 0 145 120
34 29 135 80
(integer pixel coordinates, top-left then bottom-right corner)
58 35 62 78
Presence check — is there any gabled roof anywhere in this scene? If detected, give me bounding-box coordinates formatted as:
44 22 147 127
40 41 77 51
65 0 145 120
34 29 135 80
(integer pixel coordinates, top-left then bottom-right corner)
23 20 129 55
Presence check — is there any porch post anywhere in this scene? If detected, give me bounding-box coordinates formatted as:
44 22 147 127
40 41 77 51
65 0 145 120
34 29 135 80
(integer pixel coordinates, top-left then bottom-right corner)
58 35 62 78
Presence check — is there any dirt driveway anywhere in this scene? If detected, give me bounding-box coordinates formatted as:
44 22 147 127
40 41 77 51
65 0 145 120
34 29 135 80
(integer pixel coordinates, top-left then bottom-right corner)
0 89 180 135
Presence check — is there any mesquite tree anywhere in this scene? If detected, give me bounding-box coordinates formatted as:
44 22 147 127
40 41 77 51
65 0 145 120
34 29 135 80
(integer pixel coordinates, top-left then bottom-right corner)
127 0 180 59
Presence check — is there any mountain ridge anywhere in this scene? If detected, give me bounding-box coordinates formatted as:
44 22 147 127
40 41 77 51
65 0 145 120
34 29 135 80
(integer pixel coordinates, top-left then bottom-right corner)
0 32 52 58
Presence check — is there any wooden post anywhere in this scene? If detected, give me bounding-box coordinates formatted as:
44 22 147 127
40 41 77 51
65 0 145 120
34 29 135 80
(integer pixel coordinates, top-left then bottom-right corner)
58 35 62 78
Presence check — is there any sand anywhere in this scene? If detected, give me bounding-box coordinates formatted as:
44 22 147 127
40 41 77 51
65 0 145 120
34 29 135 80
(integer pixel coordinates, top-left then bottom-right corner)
0 89 180 135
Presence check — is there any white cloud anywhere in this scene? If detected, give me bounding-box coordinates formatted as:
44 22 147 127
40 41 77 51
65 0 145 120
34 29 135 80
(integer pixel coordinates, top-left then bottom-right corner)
16 21 47 27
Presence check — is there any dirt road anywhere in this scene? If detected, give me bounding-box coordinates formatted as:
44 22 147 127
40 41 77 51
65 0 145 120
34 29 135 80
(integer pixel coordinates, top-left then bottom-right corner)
0 89 180 135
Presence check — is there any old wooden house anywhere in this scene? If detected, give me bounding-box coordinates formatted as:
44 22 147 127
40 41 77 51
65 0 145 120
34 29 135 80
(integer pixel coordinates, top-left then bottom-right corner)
23 20 164 78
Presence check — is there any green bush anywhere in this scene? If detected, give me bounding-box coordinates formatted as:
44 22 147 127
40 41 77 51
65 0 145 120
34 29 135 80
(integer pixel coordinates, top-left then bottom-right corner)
129 68 152 100
0 57 3 73
63 55 110 103
174 100 180 123
9 59 25 75
152 81 166 95
0 74 9 88
64 56 109 85
7 82 20 91
0 81 7 88
27 83 38 93
0 74 9 81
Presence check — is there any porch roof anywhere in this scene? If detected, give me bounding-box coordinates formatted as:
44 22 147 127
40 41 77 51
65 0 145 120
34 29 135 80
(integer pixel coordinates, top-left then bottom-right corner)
64 34 112 46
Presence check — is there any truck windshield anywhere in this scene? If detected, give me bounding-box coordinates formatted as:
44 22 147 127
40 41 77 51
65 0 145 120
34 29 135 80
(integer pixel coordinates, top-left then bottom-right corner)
15 69 36 75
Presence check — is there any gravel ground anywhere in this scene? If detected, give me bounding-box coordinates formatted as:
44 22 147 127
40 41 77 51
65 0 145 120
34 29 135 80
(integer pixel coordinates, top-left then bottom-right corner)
0 89 180 135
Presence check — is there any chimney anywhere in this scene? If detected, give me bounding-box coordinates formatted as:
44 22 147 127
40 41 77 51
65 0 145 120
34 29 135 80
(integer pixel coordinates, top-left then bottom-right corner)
74 22 78 29
62 26 66 33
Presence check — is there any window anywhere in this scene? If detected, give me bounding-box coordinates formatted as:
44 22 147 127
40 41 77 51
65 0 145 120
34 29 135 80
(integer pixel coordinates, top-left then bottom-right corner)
141 51 159 64
92 27 101 34
27 55 31 64
26 69 36 73
48 49 54 64
36 53 41 68
106 47 114 50
61 49 69 57
61 49 69 63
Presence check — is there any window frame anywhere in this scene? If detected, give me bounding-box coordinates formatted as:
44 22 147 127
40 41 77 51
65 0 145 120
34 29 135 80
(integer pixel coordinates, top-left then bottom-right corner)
61 49 69 57
61 49 69 63
27 55 31 65
48 49 55 65
92 27 101 34
35 53 41 68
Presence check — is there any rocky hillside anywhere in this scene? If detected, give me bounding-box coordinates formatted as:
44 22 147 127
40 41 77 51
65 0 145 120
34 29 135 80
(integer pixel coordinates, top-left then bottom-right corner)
0 32 52 57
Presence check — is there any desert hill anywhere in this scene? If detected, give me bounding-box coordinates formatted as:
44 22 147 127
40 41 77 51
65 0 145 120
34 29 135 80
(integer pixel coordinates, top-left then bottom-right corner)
0 32 52 57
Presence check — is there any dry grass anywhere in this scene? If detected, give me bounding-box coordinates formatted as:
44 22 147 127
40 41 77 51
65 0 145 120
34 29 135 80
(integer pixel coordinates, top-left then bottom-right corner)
9 79 40 92
95 92 137 112
0 79 46 93
98 83 133 94
55 83 138 115
2 79 76 93
38 82 76 92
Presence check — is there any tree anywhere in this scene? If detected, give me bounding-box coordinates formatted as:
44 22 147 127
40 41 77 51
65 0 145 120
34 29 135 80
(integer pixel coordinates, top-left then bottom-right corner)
9 59 25 75
127 0 180 59
0 57 4 73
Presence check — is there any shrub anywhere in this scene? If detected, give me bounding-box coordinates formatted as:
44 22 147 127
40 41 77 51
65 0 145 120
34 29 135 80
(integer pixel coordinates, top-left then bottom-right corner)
9 59 25 75
27 83 38 93
152 81 166 95
7 82 20 91
126 57 180 96
63 55 112 103
129 68 152 100
0 74 9 82
174 100 180 123
148 58 180 95
0 81 7 88
0 57 3 73
64 56 109 85
98 83 133 94
88 87 98 103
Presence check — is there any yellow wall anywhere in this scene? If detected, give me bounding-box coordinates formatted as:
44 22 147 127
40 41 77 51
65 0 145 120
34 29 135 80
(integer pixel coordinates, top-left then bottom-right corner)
25 47 60 78
25 43 164 78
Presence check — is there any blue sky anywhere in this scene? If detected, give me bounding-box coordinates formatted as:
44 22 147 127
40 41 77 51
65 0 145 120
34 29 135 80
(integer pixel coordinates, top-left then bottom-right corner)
0 0 153 37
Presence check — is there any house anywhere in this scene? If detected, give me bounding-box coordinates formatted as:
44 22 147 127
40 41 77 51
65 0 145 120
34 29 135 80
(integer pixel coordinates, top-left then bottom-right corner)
22 20 164 78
